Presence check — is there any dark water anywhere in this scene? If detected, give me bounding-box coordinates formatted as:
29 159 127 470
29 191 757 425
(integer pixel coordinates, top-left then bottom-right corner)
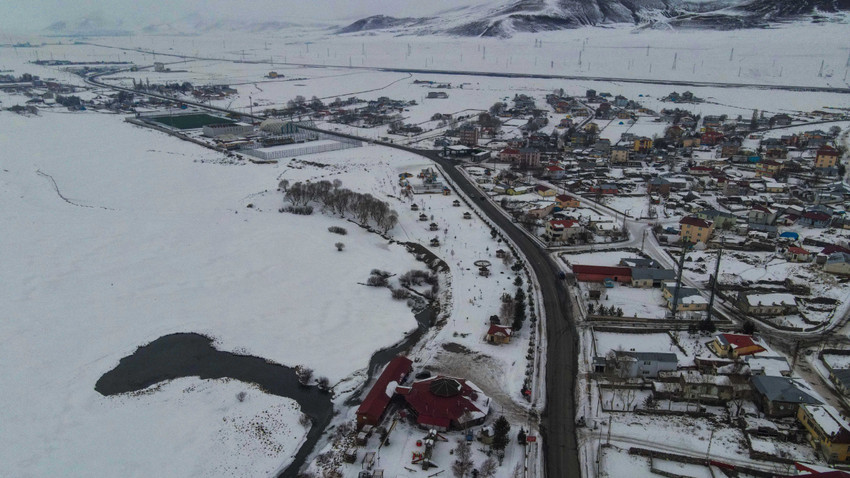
95 333 331 478
96 306 435 476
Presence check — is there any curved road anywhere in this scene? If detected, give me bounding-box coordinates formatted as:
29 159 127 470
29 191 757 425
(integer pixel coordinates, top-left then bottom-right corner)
85 70 584 478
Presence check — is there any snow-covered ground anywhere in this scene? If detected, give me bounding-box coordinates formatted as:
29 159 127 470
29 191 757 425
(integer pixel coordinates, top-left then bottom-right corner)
0 110 427 476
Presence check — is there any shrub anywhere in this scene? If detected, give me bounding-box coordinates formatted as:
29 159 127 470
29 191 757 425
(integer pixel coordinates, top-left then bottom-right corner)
284 205 314 215
391 288 409 300
366 275 388 287
328 226 348 235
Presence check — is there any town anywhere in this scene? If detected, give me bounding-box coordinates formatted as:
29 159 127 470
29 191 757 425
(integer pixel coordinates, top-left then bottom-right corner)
2 19 850 478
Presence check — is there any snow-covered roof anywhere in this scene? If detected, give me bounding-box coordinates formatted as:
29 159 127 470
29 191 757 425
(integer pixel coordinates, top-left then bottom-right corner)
745 293 796 307
803 404 850 438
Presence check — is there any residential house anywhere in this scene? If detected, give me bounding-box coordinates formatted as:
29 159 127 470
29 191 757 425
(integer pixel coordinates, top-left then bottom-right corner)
824 253 850 276
756 160 784 178
589 184 619 195
544 219 582 242
736 292 798 316
816 145 840 174
518 148 541 169
604 351 678 379
633 137 653 153
544 165 565 180
695 208 737 229
751 375 820 418
798 404 850 462
682 134 701 148
499 148 521 163
709 333 766 358
661 283 708 312
555 194 580 209
671 370 750 404
786 246 813 262
679 216 714 244
770 114 793 127
827 367 850 397
745 355 791 377
610 146 630 164
485 325 513 345
535 185 557 197
631 268 676 288
458 125 479 147
748 205 777 225
647 177 672 196
701 129 724 146
799 211 832 228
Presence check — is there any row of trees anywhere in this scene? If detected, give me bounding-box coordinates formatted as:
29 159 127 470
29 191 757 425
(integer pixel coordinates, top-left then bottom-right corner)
281 179 399 233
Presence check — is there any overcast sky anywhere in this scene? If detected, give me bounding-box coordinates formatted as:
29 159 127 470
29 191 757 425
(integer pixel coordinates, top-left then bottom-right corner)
0 0 486 32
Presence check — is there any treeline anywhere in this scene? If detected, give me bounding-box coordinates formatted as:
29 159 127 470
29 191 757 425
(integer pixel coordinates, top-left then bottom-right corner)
281 179 399 233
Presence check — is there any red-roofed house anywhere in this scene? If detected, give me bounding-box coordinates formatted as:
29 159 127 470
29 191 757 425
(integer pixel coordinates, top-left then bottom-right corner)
555 194 580 209
499 148 520 162
545 219 581 242
786 246 813 263
485 324 513 345
709 333 766 358
356 356 413 428
571 265 632 283
680 216 714 244
544 165 566 180
395 376 490 431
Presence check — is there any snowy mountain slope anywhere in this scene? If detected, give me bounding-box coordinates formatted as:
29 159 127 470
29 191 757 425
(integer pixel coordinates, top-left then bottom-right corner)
337 0 850 37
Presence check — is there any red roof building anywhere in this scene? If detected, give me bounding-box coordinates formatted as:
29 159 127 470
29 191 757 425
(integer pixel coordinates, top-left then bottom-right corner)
680 216 712 229
396 376 490 431
356 356 413 428
571 265 632 283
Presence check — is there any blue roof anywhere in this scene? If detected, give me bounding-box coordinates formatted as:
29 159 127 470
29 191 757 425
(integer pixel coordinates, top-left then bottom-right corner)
779 232 799 238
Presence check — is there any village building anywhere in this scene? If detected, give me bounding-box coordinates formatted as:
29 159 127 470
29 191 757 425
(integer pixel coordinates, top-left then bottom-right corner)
458 125 479 147
599 351 678 379
799 404 850 462
555 194 580 209
395 376 490 431
736 292 798 316
709 333 766 358
610 146 630 164
679 216 714 244
630 268 676 288
485 324 513 345
815 145 840 173
518 148 541 169
824 253 850 276
356 356 413 428
786 246 813 262
544 219 582 242
751 375 821 418
572 265 631 283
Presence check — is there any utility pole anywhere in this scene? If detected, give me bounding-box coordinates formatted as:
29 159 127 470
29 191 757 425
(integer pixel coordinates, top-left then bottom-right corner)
705 243 724 324
670 242 690 319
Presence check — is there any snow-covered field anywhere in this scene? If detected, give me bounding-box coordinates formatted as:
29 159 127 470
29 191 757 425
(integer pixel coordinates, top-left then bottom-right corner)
0 110 426 476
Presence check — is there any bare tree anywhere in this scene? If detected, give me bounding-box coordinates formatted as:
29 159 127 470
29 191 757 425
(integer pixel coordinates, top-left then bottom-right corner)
451 440 473 478
335 242 345 252
381 211 399 233
278 179 290 192
479 457 498 478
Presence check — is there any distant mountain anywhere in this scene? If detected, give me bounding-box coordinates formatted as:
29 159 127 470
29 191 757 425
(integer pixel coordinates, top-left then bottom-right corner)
337 0 850 37
336 15 422 34
44 16 131 37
